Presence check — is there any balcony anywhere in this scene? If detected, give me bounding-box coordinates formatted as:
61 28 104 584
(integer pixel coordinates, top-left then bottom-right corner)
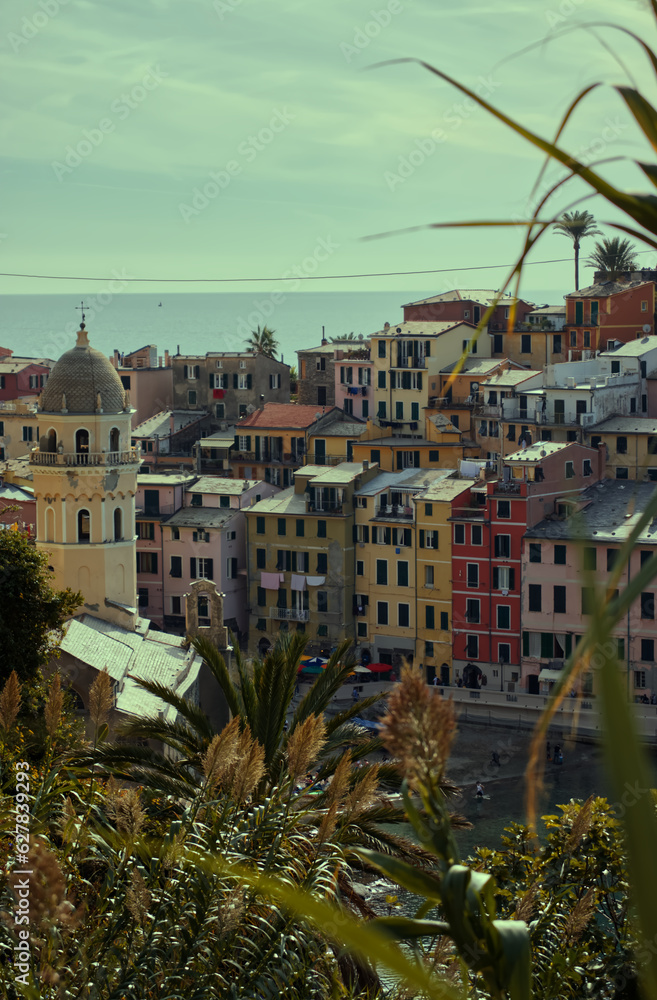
305 454 345 466
451 505 488 520
31 448 140 467
307 501 344 514
430 395 476 408
393 356 427 369
269 608 310 622
493 481 522 495
374 504 414 520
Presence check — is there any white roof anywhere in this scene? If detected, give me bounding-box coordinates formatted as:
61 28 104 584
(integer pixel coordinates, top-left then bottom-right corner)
403 289 526 307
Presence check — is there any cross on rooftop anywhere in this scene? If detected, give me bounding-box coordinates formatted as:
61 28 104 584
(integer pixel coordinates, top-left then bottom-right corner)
75 300 88 328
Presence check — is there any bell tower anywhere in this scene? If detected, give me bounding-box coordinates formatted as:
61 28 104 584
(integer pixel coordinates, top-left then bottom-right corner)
31 316 141 630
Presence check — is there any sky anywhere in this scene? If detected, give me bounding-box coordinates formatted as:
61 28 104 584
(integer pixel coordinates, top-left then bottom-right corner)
1 0 657 300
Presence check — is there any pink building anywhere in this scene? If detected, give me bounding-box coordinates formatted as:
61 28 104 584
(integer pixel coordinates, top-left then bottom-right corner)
112 346 173 429
0 349 54 402
333 347 372 420
0 480 36 536
136 473 278 638
522 479 657 701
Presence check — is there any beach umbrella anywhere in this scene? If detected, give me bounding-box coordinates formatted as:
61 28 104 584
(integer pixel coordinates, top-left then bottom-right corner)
366 663 394 673
302 656 328 668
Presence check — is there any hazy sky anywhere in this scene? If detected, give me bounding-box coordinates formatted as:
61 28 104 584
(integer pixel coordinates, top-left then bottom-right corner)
1 0 656 298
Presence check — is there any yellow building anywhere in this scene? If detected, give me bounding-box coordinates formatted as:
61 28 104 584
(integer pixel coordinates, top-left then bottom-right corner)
582 417 657 481
245 461 379 656
414 477 475 683
30 324 141 630
351 414 477 472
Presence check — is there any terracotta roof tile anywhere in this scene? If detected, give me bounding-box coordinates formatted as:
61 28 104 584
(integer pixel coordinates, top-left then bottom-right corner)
238 403 338 429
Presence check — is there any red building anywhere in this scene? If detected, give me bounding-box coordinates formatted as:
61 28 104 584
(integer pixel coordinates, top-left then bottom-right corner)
403 290 533 335
0 349 54 402
564 280 656 357
0 480 36 536
451 441 602 691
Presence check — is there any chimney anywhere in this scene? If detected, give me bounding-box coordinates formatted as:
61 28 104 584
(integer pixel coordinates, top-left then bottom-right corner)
321 325 327 345
363 460 369 470
383 322 390 331
597 441 606 481
165 350 170 366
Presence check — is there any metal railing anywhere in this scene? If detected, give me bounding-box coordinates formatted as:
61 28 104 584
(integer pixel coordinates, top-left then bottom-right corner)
269 608 310 622
392 356 427 369
375 505 414 520
31 448 140 466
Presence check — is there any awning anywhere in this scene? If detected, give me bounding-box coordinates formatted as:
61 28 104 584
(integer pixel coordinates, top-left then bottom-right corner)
198 435 235 449
538 669 563 682
366 662 394 673
352 665 371 673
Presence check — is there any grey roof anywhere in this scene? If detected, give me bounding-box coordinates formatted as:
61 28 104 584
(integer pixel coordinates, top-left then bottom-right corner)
598 337 657 358
165 507 236 528
590 417 657 434
506 441 573 462
356 436 454 448
440 359 508 375
484 370 542 387
565 279 653 299
526 480 657 543
137 473 197 486
420 477 477 501
403 289 525 307
318 421 367 437
133 410 208 437
374 320 469 338
354 467 449 497
306 462 368 485
296 343 340 355
247 486 306 515
187 476 258 495
0 482 34 501
528 306 565 315
63 614 199 718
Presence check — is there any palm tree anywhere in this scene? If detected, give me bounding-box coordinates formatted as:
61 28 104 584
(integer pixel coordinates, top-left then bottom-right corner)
586 236 639 279
329 332 358 343
553 210 602 290
246 324 279 357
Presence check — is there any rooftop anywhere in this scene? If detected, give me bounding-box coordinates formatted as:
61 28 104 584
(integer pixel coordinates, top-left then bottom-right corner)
355 467 452 497
187 476 259 495
599 337 657 358
483 370 542 387
441 358 507 376
247 486 306 516
133 409 208 437
0 481 34 502
165 507 236 529
238 402 339 429
137 473 197 486
374 320 470 338
526 480 657 543
506 441 573 462
565 279 653 299
403 289 528 307
588 416 657 434
313 421 367 438
420 477 477 502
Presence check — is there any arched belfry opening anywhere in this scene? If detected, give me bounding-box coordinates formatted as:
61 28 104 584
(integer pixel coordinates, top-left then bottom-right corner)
75 428 89 460
47 429 57 453
78 509 91 543
109 427 120 454
114 508 122 541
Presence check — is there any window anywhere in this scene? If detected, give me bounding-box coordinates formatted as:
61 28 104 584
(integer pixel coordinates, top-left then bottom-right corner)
317 553 327 574
553 334 562 354
425 565 434 586
170 556 182 578
269 373 280 389
190 557 213 579
317 520 326 538
617 436 627 455
583 547 596 570
136 552 158 574
395 401 404 420
398 604 410 627
583 459 592 476
397 561 409 587
215 403 225 418
466 635 478 658
356 560 364 576
521 334 531 354
138 522 155 540
467 563 479 587
497 605 510 630
425 503 433 516
22 426 33 442
378 340 386 358
565 461 574 479
190 494 202 507
555 545 566 565
420 530 439 549
256 586 266 607
494 535 510 558
553 585 566 613
376 560 388 586
256 548 266 569
188 390 197 406
454 524 465 544
377 601 389 625
529 543 541 563
425 641 434 657
183 364 200 380
635 670 647 689
441 611 449 630
493 566 515 590
606 548 619 572
425 605 435 629
277 518 286 536
170 596 182 616
497 500 510 519
471 525 482 545
616 467 629 480
641 592 655 619
256 516 265 535
138 587 149 608
465 598 480 623
641 638 654 661
583 330 591 347
316 591 328 613
581 587 595 615
226 557 238 578
528 585 542 612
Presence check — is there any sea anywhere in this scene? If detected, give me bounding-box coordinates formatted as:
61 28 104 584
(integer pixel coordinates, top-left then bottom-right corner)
0 286 565 365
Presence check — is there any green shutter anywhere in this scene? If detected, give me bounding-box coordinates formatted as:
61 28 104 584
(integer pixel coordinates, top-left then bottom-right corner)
233 373 238 389
523 632 529 657
541 633 553 658
246 436 251 451
419 530 425 548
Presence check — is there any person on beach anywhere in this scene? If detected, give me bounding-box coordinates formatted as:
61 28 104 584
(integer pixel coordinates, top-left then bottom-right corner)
475 781 484 799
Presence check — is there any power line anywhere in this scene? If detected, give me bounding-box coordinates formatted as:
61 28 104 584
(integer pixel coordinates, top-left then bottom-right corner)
0 250 653 284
